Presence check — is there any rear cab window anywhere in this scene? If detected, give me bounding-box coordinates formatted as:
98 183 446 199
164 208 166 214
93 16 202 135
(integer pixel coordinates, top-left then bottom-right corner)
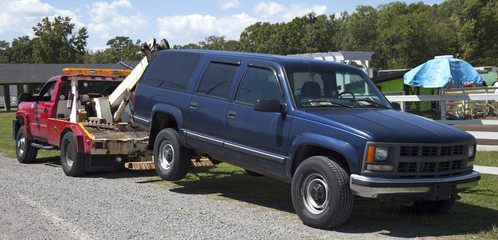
139 51 204 92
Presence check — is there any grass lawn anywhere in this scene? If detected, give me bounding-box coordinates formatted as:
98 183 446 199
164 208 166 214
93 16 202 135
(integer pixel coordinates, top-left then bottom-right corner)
2 111 497 239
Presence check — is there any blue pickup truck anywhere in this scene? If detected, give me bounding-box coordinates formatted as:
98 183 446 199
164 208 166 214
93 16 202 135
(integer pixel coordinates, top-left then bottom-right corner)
132 49 480 228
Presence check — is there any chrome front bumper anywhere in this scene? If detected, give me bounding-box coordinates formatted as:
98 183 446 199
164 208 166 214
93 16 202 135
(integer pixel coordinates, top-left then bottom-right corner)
350 171 481 200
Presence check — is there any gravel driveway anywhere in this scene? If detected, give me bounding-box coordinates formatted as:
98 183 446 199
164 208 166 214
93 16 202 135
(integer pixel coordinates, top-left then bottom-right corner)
0 155 442 240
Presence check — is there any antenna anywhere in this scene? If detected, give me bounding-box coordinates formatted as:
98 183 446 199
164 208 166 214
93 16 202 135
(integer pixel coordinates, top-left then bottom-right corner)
308 13 317 60
307 13 318 83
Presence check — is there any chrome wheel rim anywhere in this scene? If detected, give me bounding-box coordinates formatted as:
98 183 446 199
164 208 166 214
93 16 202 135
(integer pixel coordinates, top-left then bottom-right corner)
17 135 26 157
302 173 329 214
159 142 174 170
65 142 74 167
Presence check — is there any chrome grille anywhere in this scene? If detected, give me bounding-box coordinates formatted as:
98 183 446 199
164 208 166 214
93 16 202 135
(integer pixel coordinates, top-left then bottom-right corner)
400 145 465 157
397 144 468 178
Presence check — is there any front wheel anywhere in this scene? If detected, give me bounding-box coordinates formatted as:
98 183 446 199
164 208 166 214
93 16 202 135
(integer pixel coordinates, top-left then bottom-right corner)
153 128 190 181
16 126 38 163
61 132 87 177
292 156 353 229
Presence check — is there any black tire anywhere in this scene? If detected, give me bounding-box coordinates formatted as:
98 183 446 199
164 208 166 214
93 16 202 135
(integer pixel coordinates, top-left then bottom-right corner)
406 199 456 214
61 132 87 177
16 126 38 163
153 128 190 181
292 156 353 229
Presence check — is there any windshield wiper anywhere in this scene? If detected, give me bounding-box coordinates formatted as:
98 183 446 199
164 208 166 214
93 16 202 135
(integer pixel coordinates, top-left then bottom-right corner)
351 98 389 109
301 99 353 108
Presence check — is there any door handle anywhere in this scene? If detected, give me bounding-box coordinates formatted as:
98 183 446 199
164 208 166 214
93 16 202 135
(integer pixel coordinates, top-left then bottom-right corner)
190 102 198 109
228 110 237 118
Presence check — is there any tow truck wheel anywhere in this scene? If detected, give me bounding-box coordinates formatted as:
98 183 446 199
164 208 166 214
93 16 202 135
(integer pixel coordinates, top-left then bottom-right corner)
61 132 87 177
16 126 38 163
291 156 353 229
153 128 190 181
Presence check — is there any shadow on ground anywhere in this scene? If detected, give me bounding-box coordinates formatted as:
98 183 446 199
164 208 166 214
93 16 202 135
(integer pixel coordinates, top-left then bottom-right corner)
167 165 497 239
33 158 497 238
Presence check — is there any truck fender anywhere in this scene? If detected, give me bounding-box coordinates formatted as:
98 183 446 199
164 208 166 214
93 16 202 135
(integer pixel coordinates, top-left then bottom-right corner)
149 103 185 144
60 125 88 153
13 113 31 139
287 132 361 177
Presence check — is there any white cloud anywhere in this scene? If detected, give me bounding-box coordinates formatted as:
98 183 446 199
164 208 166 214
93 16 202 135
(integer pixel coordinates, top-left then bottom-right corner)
253 2 327 22
217 0 241 10
87 0 149 41
157 13 256 45
0 0 82 37
158 1 328 46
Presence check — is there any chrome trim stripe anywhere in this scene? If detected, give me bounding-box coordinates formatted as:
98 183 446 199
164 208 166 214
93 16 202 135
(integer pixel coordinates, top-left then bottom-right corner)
184 130 285 164
185 131 223 146
225 142 285 164
133 114 150 123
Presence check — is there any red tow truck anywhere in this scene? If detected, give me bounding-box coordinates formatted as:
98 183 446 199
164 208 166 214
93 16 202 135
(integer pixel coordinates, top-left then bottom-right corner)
13 39 167 176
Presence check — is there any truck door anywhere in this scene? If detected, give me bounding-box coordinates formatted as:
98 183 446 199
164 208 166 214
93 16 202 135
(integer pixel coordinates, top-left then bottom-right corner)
29 79 58 141
224 64 291 176
184 58 241 159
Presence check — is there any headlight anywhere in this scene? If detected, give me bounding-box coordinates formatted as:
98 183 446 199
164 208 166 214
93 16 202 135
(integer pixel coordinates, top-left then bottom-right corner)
468 145 475 158
367 146 389 163
375 147 389 161
366 145 393 172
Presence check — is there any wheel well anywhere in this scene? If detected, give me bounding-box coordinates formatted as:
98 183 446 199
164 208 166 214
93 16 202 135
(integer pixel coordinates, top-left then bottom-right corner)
291 145 350 176
13 116 25 139
14 116 24 131
59 128 72 147
149 112 178 149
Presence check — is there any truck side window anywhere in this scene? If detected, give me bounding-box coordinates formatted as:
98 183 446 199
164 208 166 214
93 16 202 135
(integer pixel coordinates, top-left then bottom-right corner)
198 62 239 99
38 80 56 102
236 67 283 105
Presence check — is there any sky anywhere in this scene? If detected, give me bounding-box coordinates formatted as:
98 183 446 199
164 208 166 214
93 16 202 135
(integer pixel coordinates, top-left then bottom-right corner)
0 0 446 51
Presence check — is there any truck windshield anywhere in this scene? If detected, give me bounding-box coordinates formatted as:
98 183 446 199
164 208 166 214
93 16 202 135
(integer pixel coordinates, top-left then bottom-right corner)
285 66 391 109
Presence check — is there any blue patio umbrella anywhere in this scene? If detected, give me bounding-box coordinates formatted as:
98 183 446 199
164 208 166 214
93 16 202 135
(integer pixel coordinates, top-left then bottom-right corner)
403 57 482 88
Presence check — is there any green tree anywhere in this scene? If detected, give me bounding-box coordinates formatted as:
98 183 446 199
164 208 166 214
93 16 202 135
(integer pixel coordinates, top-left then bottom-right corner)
7 36 34 63
0 40 9 63
90 36 142 64
443 0 498 65
239 22 283 53
376 2 448 69
31 16 88 63
340 6 379 52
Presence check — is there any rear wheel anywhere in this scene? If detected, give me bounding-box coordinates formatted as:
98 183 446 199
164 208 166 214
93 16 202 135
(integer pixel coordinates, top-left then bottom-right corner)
292 156 353 229
16 126 38 163
61 132 87 177
153 128 190 181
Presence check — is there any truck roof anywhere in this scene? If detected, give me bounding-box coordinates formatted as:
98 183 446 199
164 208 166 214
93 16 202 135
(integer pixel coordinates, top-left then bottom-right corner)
163 49 362 72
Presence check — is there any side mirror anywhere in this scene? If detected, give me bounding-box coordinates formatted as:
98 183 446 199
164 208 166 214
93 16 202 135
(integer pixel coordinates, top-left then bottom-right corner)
391 102 401 111
18 93 36 103
254 99 287 114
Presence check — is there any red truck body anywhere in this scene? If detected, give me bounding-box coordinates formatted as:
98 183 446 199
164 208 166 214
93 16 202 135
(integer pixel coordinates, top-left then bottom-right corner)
13 72 149 176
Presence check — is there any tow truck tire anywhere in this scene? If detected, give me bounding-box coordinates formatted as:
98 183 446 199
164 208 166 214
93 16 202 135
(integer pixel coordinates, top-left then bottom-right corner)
61 132 87 177
291 156 353 229
406 199 456 214
153 128 190 181
16 126 38 163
